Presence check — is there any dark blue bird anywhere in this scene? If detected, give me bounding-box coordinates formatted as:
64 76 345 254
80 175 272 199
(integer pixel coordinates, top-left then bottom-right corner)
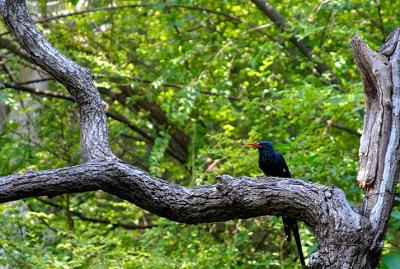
246 141 305 267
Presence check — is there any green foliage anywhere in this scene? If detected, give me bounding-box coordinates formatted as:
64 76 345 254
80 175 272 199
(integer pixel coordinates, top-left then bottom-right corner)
382 253 400 269
0 0 399 268
148 131 171 177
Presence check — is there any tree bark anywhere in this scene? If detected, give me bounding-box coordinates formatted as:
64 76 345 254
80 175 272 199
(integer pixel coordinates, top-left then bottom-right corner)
0 0 399 268
352 30 400 267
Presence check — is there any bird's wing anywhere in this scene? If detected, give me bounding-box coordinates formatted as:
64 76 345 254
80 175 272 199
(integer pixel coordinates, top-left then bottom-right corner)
277 153 291 178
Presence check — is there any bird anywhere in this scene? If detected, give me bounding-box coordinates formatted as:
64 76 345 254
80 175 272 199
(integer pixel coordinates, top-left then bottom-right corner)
246 140 306 267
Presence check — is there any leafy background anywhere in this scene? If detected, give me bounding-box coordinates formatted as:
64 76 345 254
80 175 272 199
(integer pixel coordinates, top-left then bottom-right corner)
0 0 399 268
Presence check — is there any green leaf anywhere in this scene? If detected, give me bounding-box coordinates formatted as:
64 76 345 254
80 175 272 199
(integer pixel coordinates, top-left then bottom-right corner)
391 211 400 220
383 253 400 269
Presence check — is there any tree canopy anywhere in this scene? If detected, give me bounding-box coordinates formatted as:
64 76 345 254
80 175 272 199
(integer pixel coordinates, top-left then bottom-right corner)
0 0 399 268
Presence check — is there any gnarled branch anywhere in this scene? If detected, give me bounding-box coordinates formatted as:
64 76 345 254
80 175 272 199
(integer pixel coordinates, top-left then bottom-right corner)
2 0 112 161
0 159 364 234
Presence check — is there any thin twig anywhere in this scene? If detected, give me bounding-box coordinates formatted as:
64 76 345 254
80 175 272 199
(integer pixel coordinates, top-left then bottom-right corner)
326 119 361 137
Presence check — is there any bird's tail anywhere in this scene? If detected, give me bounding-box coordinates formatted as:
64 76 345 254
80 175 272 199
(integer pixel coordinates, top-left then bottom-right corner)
282 216 306 267
292 221 306 267
282 216 292 242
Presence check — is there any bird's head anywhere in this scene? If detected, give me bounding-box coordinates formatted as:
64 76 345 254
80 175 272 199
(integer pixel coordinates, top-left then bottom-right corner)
245 140 274 152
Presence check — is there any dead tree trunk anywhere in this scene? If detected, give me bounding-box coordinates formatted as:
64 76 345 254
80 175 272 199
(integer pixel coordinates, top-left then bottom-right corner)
0 0 399 268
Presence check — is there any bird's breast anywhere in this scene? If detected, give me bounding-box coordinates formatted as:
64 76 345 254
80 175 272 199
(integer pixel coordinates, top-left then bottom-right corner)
258 156 282 177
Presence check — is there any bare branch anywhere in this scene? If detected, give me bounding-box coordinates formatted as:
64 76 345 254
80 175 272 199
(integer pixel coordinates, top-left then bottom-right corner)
0 163 103 202
351 34 392 192
326 119 362 137
0 155 370 268
0 159 362 229
369 29 400 247
1 82 74 101
16 77 53 85
2 0 112 161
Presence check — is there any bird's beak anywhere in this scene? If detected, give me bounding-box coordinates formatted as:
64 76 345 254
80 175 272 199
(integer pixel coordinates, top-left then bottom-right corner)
245 143 262 148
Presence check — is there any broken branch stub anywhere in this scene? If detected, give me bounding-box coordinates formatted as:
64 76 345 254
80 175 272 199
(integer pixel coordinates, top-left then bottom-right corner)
351 34 392 191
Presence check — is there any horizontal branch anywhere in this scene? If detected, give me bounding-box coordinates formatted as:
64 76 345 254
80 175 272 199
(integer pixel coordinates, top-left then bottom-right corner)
1 82 74 101
326 119 362 137
0 157 371 268
0 158 363 232
0 163 103 202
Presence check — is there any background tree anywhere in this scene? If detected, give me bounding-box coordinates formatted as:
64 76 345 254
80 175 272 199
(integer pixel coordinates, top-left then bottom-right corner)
0 0 399 268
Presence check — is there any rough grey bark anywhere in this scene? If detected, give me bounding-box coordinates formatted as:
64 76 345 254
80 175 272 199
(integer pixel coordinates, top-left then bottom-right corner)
353 35 392 192
0 0 399 268
350 37 395 267
2 0 113 161
0 162 353 226
350 30 400 268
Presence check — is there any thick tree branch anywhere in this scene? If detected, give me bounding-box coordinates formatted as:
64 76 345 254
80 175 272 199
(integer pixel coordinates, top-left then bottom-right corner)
2 0 112 161
0 155 371 268
0 159 362 230
0 163 103 202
